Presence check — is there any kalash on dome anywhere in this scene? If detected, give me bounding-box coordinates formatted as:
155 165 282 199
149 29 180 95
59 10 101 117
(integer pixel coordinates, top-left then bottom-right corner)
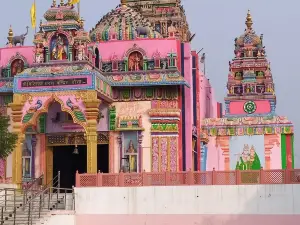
0 0 204 188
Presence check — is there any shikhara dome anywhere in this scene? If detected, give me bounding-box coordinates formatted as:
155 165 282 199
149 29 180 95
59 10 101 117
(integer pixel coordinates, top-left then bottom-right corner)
89 4 162 42
235 10 262 48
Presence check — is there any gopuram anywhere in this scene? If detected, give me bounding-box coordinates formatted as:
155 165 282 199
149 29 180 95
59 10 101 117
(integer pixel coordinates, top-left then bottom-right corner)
0 0 205 187
201 11 294 171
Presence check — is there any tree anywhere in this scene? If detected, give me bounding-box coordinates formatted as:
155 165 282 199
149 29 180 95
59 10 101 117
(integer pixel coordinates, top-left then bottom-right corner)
0 115 17 158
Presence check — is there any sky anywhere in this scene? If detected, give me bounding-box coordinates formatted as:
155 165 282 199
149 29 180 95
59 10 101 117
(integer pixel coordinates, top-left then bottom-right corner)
1 0 299 164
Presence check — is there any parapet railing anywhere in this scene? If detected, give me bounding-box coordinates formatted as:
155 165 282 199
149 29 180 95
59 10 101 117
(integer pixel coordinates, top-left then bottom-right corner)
75 169 300 187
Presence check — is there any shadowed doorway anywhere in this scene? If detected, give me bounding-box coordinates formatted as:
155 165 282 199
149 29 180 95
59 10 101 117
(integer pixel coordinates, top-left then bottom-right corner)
53 145 87 189
97 144 109 173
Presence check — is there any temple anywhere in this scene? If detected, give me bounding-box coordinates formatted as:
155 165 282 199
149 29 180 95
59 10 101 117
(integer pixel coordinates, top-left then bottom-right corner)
201 10 294 171
0 0 220 188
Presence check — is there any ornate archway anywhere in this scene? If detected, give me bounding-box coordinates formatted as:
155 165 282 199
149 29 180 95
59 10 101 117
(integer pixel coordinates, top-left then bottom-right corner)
9 90 101 187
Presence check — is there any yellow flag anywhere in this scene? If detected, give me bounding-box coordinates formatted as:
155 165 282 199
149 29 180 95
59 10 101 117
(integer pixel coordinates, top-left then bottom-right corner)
30 2 36 29
70 0 80 4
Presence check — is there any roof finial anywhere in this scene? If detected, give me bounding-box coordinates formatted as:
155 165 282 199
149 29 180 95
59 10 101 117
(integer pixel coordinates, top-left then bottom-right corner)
121 0 127 7
52 0 57 7
245 10 253 29
60 0 64 6
7 25 13 46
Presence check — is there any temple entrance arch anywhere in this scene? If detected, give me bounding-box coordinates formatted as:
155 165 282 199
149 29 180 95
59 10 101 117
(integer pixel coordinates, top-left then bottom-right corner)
9 91 101 187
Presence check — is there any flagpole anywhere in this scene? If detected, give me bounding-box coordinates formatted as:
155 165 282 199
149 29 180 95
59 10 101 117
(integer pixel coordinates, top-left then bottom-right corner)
34 0 37 34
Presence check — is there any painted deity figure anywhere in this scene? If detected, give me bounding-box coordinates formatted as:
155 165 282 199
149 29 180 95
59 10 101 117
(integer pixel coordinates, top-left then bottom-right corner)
76 41 86 61
51 35 68 60
35 43 44 63
236 144 261 170
126 140 137 172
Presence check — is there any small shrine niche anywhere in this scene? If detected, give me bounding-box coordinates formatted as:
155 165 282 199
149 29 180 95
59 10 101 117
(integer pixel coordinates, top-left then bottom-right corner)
50 33 69 61
167 51 177 68
128 51 143 71
153 50 161 69
111 54 119 72
168 24 176 38
11 59 25 76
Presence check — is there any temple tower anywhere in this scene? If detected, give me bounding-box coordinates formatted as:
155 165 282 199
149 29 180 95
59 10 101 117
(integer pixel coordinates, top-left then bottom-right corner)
125 0 191 41
225 10 275 117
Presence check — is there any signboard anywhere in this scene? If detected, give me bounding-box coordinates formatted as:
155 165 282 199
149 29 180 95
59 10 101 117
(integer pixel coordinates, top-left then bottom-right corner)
14 75 94 93
21 78 87 88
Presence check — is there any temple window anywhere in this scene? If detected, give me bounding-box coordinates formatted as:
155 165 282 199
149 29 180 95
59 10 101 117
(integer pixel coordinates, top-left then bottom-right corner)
167 52 177 68
128 51 143 71
11 59 25 76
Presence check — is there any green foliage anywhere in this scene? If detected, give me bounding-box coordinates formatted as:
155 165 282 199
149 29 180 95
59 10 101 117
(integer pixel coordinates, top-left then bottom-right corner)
0 115 17 159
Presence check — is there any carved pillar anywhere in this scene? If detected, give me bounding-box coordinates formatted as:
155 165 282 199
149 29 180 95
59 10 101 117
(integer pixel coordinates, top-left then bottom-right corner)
31 135 37 178
216 136 230 170
117 134 122 172
9 94 25 187
109 131 115 173
83 91 101 173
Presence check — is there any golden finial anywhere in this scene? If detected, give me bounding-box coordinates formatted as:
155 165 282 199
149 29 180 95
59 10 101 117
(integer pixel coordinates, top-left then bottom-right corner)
67 0 72 6
245 10 253 29
52 0 56 7
7 25 13 45
60 0 64 6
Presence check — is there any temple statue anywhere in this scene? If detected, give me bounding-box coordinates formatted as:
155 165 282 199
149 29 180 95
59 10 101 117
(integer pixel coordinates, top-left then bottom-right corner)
126 140 137 172
51 34 68 60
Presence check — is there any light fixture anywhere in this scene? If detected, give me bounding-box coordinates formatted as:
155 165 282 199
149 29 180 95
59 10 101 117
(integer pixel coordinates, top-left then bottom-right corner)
73 145 79 155
73 135 79 154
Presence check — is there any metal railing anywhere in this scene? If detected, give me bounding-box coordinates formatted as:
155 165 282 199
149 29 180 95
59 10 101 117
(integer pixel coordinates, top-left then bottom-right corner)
0 187 74 225
0 171 74 225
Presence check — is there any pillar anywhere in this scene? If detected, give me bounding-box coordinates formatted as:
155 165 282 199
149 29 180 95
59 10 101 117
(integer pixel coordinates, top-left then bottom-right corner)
9 95 25 188
83 91 101 173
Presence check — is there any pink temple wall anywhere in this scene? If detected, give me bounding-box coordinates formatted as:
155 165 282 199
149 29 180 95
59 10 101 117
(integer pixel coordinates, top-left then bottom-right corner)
199 73 219 120
229 100 271 115
206 137 225 170
184 43 193 170
0 46 34 66
93 39 178 60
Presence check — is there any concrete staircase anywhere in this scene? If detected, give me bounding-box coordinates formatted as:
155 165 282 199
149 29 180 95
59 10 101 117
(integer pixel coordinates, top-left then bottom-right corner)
0 190 71 225
1 190 73 225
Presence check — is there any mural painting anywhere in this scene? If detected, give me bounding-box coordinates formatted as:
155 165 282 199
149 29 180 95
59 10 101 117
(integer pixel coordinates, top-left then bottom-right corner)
229 135 265 170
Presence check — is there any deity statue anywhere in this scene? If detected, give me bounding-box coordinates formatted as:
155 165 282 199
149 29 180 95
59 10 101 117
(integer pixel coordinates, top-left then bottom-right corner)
76 41 86 61
51 34 68 60
128 52 143 71
126 140 137 172
35 43 44 63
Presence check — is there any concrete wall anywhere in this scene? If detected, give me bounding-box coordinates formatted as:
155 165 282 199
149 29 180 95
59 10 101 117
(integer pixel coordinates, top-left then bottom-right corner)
74 185 300 225
38 212 74 225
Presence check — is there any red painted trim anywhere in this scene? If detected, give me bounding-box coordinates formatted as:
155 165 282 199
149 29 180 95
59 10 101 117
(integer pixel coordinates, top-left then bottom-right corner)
286 134 292 169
